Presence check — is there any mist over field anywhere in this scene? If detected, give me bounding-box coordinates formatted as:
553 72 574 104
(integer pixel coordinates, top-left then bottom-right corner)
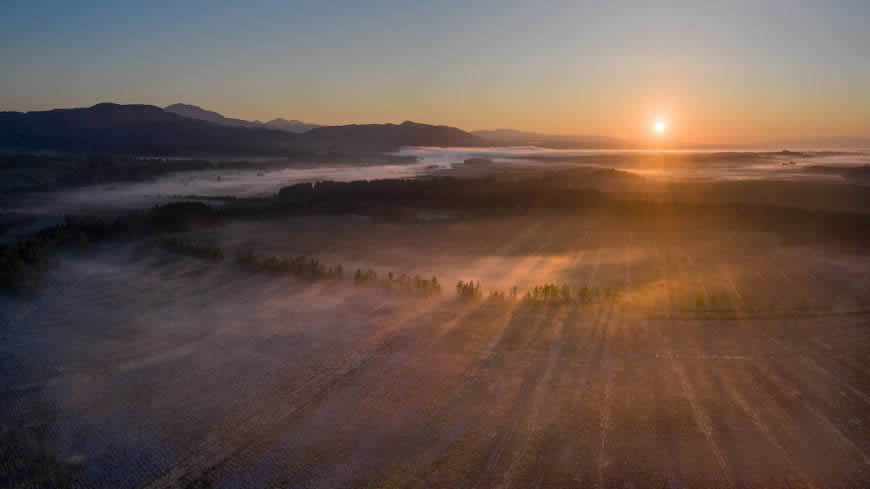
4 143 870 488
1 162 429 217
4 148 869 222
5 210 870 488
400 147 870 181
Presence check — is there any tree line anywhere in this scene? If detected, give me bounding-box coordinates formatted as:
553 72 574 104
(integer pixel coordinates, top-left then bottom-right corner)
1 213 841 316
237 250 343 281
0 217 105 290
355 269 441 295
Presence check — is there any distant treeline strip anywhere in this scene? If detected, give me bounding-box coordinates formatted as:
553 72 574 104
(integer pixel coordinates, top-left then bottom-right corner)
1 201 217 291
237 250 442 296
4 196 868 319
218 177 870 245
1 216 115 290
157 239 859 317
160 239 615 302
5 225 856 319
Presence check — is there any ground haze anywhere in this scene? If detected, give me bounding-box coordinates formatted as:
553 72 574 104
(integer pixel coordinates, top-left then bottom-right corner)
3 161 870 487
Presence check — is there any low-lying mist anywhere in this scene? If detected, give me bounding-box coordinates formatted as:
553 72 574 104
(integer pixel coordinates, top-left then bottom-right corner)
3 147 870 488
397 146 870 181
3 211 870 488
4 148 868 222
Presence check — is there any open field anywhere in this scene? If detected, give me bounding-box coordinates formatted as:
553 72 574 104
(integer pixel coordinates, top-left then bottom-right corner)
3 211 870 488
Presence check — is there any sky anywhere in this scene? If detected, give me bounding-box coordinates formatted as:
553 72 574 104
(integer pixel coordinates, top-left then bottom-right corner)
1 0 869 147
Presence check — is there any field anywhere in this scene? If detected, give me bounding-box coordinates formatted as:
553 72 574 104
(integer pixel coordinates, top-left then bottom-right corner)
3 208 870 488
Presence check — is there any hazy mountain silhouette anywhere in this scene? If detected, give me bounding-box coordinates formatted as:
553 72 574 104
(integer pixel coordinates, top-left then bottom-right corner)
302 121 485 151
263 118 321 133
473 128 630 149
0 104 488 154
164 103 262 128
165 103 320 133
0 103 299 155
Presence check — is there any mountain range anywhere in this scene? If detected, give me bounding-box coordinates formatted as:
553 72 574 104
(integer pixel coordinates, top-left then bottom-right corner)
0 103 299 155
0 102 635 155
0 103 486 154
303 121 483 150
164 103 321 133
163 105 631 148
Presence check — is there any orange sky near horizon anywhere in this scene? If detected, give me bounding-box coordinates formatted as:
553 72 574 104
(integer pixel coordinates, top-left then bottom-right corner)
2 1 868 148
209 88 868 148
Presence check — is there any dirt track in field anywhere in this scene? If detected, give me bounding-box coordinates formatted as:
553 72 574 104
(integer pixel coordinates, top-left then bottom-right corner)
3 215 870 488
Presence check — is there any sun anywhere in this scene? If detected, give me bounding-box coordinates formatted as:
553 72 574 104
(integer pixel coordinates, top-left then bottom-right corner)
653 121 666 133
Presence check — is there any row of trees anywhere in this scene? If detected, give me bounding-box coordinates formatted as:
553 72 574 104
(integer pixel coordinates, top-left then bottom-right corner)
236 251 442 296
2 203 226 293
525 284 573 303
455 282 624 305
237 251 343 280
0 218 94 291
13 222 831 316
158 237 223 261
456 280 483 301
474 282 824 314
158 242 626 307
356 269 442 295
159 242 443 296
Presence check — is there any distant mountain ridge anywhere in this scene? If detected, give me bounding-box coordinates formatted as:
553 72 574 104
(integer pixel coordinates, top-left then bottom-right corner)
0 102 632 155
164 103 320 133
262 118 321 133
302 121 485 151
0 103 298 154
0 103 486 154
164 104 626 148
164 103 262 128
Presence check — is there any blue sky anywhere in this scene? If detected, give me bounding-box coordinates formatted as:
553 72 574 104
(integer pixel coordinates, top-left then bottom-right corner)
1 0 868 144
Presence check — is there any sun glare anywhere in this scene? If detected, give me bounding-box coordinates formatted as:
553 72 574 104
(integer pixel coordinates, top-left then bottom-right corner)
654 121 666 133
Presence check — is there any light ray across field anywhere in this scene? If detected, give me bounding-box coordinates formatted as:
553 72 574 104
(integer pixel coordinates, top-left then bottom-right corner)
4 209 870 488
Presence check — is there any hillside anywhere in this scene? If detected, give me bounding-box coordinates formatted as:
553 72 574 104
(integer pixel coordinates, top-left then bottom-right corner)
0 104 492 155
301 120 486 151
0 103 298 155
165 104 321 133
164 103 262 128
262 118 321 133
